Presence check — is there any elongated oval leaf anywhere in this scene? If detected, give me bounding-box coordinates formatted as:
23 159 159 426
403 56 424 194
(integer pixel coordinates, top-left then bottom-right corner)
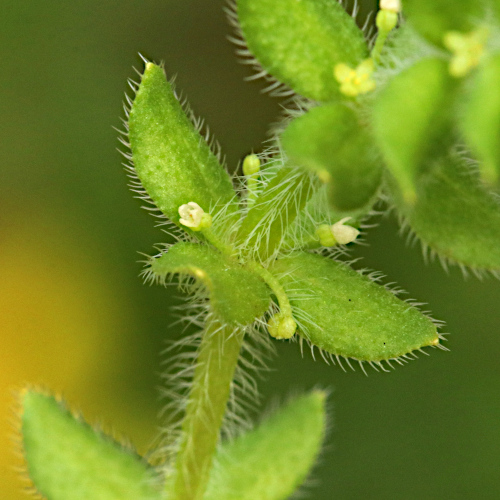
128 63 236 226
236 0 368 101
270 253 439 362
372 58 455 203
460 53 500 186
149 242 270 324
387 150 500 273
204 391 327 500
282 103 382 213
20 390 161 500
403 0 481 46
236 167 318 260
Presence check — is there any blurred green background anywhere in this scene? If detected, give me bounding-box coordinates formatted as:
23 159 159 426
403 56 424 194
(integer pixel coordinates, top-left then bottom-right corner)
2 1 500 498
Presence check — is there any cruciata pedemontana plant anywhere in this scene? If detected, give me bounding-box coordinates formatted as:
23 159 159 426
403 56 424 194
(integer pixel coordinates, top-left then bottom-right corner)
17 0 500 498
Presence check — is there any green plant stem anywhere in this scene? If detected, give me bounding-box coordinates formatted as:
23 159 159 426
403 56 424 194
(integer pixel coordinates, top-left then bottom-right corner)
244 260 294 319
167 319 245 500
246 173 260 208
200 227 236 256
372 32 389 64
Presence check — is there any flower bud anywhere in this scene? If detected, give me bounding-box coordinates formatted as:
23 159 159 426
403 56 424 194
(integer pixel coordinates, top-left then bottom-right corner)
267 313 297 340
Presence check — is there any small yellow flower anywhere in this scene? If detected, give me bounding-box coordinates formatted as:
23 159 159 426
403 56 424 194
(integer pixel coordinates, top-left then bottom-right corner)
334 58 376 97
443 28 489 78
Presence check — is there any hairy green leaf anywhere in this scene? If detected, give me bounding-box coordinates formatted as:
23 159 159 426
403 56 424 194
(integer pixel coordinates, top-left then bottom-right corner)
204 391 327 500
460 53 500 186
372 58 455 203
21 390 161 500
236 167 318 260
402 0 481 46
149 242 270 324
128 63 236 227
387 149 500 273
282 103 382 213
236 0 368 101
270 253 439 363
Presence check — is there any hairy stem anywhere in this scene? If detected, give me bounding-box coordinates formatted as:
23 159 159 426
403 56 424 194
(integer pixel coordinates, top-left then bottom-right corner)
167 319 244 500
244 261 294 319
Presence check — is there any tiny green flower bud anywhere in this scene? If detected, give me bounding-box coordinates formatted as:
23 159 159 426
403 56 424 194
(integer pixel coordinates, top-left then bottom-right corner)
178 202 212 231
243 154 261 176
316 224 337 247
267 313 297 340
316 219 360 246
376 10 398 33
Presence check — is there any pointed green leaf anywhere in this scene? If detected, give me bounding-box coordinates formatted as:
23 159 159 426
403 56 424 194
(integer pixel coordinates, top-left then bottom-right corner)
236 0 368 101
387 149 500 273
204 391 327 500
282 103 382 213
236 167 318 260
270 253 439 362
149 242 270 324
372 58 455 203
128 63 236 227
460 53 500 185
403 0 480 46
21 390 161 500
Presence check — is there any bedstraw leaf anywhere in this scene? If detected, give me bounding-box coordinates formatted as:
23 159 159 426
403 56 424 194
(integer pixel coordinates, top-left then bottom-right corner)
236 167 318 260
270 253 439 362
372 58 455 204
282 102 382 213
236 0 368 101
460 53 500 186
21 390 161 500
128 63 236 227
204 391 327 500
387 149 500 273
149 242 270 325
402 0 481 47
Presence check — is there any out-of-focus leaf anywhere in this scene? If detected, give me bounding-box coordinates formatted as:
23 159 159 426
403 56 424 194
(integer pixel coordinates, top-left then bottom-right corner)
402 0 481 46
236 0 368 101
128 63 236 227
387 149 500 273
372 57 455 203
270 253 439 362
282 103 382 213
149 242 270 324
204 391 327 500
460 53 500 186
21 390 161 500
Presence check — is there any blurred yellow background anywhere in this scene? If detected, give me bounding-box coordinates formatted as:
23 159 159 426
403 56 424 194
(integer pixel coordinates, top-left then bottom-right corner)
2 1 500 498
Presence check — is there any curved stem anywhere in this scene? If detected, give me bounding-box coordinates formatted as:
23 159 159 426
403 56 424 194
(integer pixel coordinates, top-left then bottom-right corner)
244 260 293 319
200 226 237 257
166 319 244 500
